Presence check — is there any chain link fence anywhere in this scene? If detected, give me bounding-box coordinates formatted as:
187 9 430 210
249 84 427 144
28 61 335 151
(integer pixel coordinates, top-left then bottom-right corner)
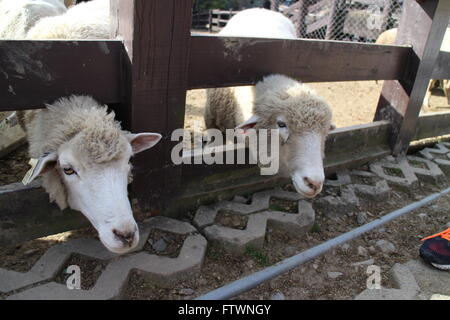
280 0 403 43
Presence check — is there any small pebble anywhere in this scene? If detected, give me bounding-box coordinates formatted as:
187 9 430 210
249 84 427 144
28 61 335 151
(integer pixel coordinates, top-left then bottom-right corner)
233 195 248 204
357 212 367 225
351 258 375 267
327 271 343 279
376 240 397 254
152 238 167 252
418 213 428 219
178 288 195 296
271 291 286 300
357 246 368 257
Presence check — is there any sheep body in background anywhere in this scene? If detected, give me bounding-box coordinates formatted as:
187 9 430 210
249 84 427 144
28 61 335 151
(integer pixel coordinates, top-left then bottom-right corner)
0 0 67 39
205 9 333 198
376 27 450 108
17 96 161 254
27 0 110 39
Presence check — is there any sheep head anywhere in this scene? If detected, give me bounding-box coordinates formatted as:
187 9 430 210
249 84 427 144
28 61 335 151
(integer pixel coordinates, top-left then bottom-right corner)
25 97 162 254
237 76 333 198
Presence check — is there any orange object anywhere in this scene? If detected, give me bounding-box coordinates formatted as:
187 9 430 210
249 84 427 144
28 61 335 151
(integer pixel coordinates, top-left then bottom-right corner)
421 228 450 242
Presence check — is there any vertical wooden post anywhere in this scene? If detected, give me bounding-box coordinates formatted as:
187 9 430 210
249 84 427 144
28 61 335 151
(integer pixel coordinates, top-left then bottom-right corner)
111 0 193 211
209 9 213 33
374 0 450 156
296 0 308 38
271 0 280 11
325 0 346 40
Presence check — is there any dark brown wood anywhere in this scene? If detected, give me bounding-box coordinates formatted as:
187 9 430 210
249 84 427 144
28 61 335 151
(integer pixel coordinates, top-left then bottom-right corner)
111 0 193 211
0 40 122 111
325 0 347 40
374 0 450 156
188 36 411 88
432 51 450 79
413 111 450 141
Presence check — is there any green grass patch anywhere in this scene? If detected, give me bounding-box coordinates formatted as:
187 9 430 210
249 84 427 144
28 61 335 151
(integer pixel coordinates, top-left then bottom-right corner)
245 246 269 266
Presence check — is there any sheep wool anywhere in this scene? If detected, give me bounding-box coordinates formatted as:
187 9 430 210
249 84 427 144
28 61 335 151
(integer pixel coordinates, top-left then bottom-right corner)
18 95 130 208
0 0 67 39
27 0 110 39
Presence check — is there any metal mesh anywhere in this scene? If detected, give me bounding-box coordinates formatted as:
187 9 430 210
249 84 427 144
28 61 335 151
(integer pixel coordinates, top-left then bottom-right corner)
280 0 404 43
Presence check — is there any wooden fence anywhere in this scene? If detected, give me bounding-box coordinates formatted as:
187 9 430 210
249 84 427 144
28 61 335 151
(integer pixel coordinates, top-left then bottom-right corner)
0 0 449 246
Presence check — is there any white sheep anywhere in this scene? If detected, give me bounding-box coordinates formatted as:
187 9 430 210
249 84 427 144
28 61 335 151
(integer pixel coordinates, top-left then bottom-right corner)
205 9 333 198
11 0 161 254
0 0 69 39
17 96 161 254
376 27 450 108
27 0 110 40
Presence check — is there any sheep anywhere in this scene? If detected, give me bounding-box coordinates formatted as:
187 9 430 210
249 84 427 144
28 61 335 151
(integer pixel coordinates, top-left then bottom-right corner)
205 9 333 198
217 7 297 39
26 0 110 40
17 96 162 254
376 27 450 108
11 0 160 255
0 0 68 39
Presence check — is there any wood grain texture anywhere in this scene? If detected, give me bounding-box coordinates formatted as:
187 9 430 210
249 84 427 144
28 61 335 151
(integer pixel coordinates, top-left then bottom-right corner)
188 36 411 88
0 40 121 111
111 0 193 210
374 0 450 155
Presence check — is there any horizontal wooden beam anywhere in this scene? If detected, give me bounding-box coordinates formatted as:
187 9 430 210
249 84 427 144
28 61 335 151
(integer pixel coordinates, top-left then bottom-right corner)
0 40 122 111
432 51 450 79
413 111 450 141
188 36 411 89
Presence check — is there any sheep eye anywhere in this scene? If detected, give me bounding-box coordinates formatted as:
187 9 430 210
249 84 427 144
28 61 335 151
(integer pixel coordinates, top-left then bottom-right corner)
63 168 76 176
277 121 287 128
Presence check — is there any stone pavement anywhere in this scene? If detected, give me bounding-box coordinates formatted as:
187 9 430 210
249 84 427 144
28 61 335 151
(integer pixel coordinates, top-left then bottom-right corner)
355 259 450 300
0 143 449 299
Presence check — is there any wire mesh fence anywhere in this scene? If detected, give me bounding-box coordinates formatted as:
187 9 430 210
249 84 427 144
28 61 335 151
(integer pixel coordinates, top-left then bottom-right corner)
280 0 403 43
192 0 404 43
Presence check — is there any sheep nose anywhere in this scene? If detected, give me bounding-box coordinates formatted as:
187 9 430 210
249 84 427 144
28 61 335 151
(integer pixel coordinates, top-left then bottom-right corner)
303 177 323 193
113 229 136 247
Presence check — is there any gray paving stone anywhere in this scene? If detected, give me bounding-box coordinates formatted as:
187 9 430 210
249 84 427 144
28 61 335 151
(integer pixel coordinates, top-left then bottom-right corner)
5 217 207 300
194 188 314 253
354 259 449 300
419 143 450 176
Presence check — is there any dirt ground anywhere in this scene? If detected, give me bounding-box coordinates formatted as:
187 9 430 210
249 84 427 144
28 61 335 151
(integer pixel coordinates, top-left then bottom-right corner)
124 173 449 300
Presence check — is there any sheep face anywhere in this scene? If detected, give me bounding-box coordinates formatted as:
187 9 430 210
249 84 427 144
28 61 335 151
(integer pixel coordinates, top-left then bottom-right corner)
237 86 333 198
28 132 161 254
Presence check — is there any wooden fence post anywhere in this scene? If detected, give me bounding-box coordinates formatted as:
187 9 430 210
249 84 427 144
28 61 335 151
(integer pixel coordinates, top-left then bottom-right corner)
325 0 347 40
296 0 309 38
110 0 193 211
374 0 450 156
271 0 280 11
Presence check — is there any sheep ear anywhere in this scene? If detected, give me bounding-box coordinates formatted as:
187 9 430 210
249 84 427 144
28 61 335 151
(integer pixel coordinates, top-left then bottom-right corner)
22 152 58 185
236 115 259 133
128 133 162 154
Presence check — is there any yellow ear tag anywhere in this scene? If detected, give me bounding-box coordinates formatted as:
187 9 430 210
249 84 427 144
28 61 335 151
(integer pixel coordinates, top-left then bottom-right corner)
22 158 39 185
